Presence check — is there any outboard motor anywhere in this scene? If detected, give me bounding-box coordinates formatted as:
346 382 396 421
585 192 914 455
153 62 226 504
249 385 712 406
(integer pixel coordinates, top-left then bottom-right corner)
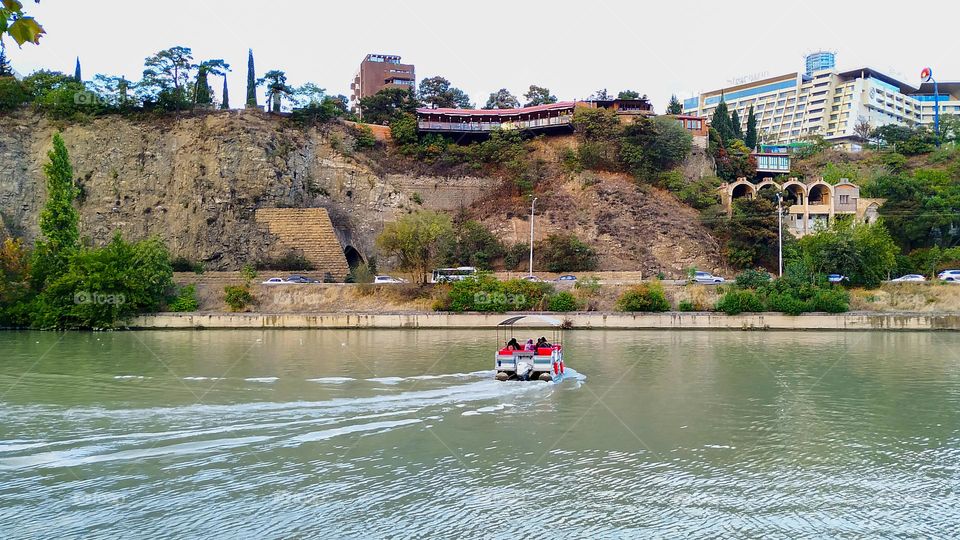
516 360 533 381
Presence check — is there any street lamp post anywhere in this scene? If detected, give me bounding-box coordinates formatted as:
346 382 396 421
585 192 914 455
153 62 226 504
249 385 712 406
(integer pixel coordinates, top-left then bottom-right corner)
529 197 537 276
776 193 783 277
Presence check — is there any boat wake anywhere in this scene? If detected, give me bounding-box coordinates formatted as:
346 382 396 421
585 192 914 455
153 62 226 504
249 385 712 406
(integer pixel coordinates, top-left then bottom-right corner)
0 368 584 471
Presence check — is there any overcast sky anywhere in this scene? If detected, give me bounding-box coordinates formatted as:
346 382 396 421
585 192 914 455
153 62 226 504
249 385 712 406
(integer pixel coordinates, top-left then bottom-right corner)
5 0 957 111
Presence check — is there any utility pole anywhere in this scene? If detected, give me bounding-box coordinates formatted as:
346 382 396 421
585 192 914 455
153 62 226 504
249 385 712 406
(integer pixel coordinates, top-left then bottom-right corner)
776 193 783 277
529 197 538 277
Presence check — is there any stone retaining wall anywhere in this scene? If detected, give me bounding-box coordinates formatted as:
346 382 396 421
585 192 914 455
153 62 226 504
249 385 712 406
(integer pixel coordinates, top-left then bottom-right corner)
130 312 960 331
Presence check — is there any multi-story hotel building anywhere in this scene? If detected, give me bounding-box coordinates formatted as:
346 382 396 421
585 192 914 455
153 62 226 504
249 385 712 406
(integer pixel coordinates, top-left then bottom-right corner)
682 52 959 147
349 54 416 115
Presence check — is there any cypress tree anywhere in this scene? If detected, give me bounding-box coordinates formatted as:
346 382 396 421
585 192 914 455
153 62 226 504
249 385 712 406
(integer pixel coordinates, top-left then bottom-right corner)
32 133 80 290
712 100 734 142
245 49 257 107
221 77 229 109
74 57 81 82
730 109 743 140
195 67 211 105
745 105 758 149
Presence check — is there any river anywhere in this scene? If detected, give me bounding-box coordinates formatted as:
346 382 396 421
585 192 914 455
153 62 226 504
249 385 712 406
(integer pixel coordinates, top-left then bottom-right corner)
1 329 958 538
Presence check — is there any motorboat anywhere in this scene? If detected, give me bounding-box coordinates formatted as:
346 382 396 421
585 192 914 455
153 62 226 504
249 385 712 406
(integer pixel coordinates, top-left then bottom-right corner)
494 315 566 382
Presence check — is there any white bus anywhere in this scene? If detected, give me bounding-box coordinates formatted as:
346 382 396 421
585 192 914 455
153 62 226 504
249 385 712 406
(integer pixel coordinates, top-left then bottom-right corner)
430 267 477 283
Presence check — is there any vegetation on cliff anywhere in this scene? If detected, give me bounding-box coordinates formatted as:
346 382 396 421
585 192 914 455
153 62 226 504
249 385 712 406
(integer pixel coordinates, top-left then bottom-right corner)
0 134 176 328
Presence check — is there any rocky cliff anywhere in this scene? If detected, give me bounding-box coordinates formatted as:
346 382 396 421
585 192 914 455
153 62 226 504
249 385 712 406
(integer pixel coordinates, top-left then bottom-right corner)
0 109 492 269
0 109 724 275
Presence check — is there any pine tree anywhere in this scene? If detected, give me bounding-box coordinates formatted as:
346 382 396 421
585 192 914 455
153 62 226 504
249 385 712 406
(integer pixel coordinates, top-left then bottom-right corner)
667 94 683 115
245 49 257 108
712 100 734 142
730 109 743 140
745 105 758 150
74 57 81 82
0 45 12 77
221 77 229 109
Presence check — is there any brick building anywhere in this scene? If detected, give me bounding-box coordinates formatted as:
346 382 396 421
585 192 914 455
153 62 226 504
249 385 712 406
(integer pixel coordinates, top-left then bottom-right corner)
350 54 415 116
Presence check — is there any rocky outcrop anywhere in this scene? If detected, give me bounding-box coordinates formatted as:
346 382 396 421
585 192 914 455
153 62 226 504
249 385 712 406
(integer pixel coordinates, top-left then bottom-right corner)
0 109 493 269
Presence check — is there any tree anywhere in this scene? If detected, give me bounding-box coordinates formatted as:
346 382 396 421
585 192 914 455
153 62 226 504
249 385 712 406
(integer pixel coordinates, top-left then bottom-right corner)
293 82 326 108
1 1 45 46
440 219 504 270
418 76 471 109
744 106 758 149
376 210 453 284
194 59 229 106
220 76 229 109
722 197 778 269
257 69 293 112
89 74 133 109
245 48 257 108
619 116 692 175
359 87 417 124
0 43 11 76
730 109 743 140
589 89 611 100
0 237 30 321
523 85 557 107
797 219 898 288
483 88 519 109
853 116 872 141
538 233 598 272
619 90 641 100
73 57 81 82
140 46 195 110
666 94 683 114
711 100 734 142
389 112 418 146
32 133 79 289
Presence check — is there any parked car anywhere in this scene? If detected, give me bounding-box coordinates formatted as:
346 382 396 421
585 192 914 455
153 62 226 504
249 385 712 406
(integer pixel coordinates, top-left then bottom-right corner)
373 275 407 284
261 277 288 284
286 274 319 283
691 271 724 284
827 274 849 283
891 274 926 282
938 270 960 282
521 275 543 282
556 275 577 282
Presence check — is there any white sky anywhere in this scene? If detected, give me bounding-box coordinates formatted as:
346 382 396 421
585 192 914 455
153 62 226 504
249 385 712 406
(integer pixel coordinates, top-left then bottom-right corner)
4 0 957 111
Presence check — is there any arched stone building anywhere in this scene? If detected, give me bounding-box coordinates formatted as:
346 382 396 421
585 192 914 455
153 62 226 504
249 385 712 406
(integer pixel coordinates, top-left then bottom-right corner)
717 177 884 236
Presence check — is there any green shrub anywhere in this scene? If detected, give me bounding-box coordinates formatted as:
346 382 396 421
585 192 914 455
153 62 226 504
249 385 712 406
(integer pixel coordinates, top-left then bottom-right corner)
735 269 772 289
240 263 257 282
678 300 696 312
169 284 200 312
809 287 849 313
715 289 764 315
224 284 253 312
538 233 598 273
764 291 809 316
615 282 670 312
257 251 314 271
503 243 528 271
444 273 552 312
354 124 377 149
0 76 29 112
349 262 374 284
548 291 581 312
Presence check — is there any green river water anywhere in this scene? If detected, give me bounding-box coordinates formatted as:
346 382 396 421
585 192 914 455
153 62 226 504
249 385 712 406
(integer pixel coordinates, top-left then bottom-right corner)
1 329 959 538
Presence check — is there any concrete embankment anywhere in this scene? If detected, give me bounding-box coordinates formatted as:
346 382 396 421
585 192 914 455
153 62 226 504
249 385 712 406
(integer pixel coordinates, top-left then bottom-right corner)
130 312 960 331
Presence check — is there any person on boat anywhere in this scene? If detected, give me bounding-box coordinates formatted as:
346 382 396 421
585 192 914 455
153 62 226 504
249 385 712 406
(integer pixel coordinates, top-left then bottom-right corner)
523 339 535 351
506 338 521 351
536 337 552 349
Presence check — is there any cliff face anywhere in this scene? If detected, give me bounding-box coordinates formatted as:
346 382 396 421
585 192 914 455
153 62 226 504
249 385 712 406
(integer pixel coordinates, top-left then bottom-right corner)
0 109 491 269
0 109 724 275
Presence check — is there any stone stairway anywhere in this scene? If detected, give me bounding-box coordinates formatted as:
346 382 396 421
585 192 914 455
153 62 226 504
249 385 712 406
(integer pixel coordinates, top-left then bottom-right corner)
255 208 350 279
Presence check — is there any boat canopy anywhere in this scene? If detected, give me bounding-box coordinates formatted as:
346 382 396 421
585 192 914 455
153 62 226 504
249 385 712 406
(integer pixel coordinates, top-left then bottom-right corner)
497 315 563 327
